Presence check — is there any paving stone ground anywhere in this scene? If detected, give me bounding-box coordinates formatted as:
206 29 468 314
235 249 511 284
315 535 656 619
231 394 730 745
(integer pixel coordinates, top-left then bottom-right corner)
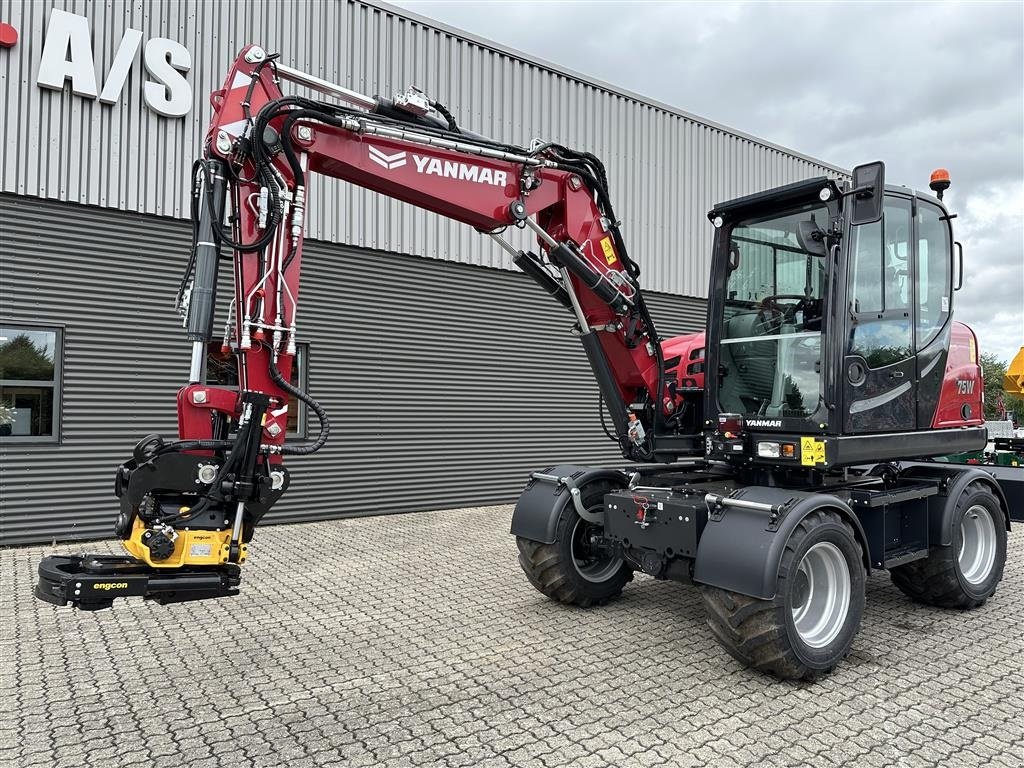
2 505 1023 768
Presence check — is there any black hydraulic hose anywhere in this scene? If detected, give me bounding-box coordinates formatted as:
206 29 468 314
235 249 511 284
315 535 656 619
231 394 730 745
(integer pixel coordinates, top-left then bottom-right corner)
197 159 280 253
429 99 459 132
540 145 668 445
268 355 329 455
174 160 205 311
151 433 245 525
597 392 617 443
155 439 234 455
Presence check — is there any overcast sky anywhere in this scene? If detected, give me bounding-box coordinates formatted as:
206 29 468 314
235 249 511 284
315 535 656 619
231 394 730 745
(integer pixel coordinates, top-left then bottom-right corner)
392 0 1023 362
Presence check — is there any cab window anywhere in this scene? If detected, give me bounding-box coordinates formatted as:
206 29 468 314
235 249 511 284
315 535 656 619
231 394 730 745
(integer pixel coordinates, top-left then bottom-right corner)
718 203 827 419
916 200 952 349
848 196 913 368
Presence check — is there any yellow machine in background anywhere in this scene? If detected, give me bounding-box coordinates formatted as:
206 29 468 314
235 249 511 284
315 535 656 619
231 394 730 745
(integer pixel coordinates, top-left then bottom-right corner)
1005 346 1024 397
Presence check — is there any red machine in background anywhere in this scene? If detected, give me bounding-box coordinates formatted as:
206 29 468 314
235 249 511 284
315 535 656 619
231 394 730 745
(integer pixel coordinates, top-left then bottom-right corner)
37 45 1009 681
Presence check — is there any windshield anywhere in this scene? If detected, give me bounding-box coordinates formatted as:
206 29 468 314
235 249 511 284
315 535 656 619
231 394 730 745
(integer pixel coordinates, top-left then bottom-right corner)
718 203 828 420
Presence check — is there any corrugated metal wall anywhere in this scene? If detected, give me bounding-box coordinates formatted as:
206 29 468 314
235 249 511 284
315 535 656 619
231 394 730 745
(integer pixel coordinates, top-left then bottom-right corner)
0 194 706 545
0 0 846 298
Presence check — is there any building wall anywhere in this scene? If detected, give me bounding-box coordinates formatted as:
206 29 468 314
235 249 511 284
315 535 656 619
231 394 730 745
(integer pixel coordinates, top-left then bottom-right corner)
0 0 846 298
0 194 706 544
0 0 846 544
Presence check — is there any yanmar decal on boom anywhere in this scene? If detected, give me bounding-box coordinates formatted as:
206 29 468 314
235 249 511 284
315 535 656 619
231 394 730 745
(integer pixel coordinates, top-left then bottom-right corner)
368 146 508 186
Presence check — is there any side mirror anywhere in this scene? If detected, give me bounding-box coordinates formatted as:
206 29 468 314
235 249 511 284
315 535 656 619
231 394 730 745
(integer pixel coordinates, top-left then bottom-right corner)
797 219 827 257
848 161 885 226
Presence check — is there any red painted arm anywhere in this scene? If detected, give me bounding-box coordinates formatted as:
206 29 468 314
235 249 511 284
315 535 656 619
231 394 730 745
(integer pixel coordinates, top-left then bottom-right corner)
180 45 674 462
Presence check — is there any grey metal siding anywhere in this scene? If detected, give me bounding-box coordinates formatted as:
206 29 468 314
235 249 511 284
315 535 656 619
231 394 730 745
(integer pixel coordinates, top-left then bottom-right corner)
1 0 846 299
0 194 706 545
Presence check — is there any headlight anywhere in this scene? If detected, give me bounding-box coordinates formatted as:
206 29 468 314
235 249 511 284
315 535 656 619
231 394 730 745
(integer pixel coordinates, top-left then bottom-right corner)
757 441 781 458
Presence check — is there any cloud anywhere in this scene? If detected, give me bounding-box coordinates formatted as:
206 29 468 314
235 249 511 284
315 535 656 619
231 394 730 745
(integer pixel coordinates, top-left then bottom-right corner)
392 0 1024 360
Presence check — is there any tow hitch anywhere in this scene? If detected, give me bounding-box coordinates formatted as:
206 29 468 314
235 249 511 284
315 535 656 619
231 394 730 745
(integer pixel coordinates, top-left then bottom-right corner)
35 554 241 611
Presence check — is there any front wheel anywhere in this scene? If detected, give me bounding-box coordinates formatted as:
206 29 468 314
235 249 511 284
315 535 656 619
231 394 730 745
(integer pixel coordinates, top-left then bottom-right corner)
516 480 632 608
700 509 866 681
890 483 1007 609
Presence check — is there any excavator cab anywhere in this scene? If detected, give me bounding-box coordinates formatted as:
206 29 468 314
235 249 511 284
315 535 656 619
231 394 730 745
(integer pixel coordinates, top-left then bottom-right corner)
702 164 986 472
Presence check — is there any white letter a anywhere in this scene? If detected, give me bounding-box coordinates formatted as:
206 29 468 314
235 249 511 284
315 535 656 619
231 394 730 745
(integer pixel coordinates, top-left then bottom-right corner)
37 9 98 97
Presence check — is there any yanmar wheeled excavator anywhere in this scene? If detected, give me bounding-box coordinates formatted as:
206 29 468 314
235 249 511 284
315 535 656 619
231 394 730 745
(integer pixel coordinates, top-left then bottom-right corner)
36 46 1011 679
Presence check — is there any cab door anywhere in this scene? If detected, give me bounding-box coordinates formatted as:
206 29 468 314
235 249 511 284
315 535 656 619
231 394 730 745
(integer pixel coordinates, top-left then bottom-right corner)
913 198 954 426
843 194 917 433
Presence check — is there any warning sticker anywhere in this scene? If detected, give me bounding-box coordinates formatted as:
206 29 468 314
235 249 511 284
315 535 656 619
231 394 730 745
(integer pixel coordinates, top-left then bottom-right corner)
800 437 826 466
600 237 617 265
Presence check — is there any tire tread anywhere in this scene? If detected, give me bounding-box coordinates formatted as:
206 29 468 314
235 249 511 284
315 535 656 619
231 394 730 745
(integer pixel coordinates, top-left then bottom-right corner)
700 509 864 681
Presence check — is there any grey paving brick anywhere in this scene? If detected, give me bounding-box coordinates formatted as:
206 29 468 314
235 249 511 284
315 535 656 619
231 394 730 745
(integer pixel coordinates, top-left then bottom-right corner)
2 505 1023 767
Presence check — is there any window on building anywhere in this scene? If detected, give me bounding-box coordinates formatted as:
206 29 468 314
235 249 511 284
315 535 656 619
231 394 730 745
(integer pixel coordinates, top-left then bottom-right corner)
206 343 308 438
0 325 63 442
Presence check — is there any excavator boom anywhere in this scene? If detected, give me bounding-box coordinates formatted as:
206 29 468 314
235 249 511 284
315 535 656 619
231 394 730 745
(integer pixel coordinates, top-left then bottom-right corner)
36 45 701 610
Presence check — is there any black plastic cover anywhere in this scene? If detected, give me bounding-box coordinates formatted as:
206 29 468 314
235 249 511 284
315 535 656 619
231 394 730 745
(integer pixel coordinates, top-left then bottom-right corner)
509 464 628 544
692 487 870 600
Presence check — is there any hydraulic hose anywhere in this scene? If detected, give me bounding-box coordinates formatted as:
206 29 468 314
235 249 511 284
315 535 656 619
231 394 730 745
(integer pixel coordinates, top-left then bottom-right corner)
268 355 330 455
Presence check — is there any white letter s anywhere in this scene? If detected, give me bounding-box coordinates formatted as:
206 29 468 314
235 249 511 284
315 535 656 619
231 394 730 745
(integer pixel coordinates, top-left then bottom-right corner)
143 37 192 117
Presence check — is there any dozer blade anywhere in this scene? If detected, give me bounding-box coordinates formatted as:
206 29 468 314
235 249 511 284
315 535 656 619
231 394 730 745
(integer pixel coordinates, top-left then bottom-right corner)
35 553 241 611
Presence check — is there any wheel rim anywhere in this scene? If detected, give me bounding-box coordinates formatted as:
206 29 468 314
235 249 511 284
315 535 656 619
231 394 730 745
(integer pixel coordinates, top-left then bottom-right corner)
791 542 851 649
570 517 622 583
958 504 997 585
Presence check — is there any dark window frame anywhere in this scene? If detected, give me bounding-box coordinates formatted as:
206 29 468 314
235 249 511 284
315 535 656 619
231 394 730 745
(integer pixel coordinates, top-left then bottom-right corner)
847 194 916 369
914 198 953 352
0 323 64 444
288 343 309 439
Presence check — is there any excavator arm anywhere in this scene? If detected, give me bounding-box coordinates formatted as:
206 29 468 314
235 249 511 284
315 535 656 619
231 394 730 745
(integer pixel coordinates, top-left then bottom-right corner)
35 45 703 610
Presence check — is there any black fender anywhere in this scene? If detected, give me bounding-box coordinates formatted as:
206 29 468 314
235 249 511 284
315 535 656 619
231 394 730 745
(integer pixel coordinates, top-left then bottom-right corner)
509 464 628 544
897 463 1011 545
692 487 871 600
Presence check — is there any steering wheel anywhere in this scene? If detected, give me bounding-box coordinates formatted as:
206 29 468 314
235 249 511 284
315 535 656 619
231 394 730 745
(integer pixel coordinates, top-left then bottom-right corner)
754 294 816 336
760 293 806 306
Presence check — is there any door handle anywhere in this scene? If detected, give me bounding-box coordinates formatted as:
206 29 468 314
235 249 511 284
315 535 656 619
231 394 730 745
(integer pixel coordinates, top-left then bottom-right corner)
890 371 905 379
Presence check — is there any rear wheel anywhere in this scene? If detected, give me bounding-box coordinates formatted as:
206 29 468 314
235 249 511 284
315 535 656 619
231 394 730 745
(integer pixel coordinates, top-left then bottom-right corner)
700 509 866 680
890 484 1007 609
516 480 632 608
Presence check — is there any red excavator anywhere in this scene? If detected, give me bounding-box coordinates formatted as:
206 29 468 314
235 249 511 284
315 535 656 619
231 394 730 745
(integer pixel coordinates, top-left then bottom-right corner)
36 46 1011 679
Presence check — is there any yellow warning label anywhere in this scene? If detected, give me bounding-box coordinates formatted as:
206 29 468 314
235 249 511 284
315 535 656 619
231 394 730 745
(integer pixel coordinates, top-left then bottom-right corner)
800 437 826 466
600 237 617 265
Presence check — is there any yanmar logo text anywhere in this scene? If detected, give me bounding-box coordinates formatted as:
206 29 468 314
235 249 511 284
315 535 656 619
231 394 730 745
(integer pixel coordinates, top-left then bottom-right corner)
368 146 508 186
745 419 783 429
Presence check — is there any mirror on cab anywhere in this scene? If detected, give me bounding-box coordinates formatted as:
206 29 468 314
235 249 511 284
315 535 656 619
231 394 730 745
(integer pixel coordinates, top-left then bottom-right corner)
848 161 885 226
797 215 827 257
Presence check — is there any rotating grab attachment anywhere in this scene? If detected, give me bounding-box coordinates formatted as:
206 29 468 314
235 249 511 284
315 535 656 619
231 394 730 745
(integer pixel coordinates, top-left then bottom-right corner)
35 554 241 611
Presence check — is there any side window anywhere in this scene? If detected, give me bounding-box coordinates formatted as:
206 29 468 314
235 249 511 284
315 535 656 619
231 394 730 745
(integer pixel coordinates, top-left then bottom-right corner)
882 197 912 309
850 219 882 313
848 196 913 368
916 201 951 350
0 325 63 442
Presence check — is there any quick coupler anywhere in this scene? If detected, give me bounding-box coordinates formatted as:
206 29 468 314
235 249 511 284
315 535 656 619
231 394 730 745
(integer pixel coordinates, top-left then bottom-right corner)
35 554 241 611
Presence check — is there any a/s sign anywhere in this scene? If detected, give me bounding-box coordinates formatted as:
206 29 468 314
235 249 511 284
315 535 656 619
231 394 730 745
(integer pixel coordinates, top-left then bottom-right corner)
35 8 192 118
